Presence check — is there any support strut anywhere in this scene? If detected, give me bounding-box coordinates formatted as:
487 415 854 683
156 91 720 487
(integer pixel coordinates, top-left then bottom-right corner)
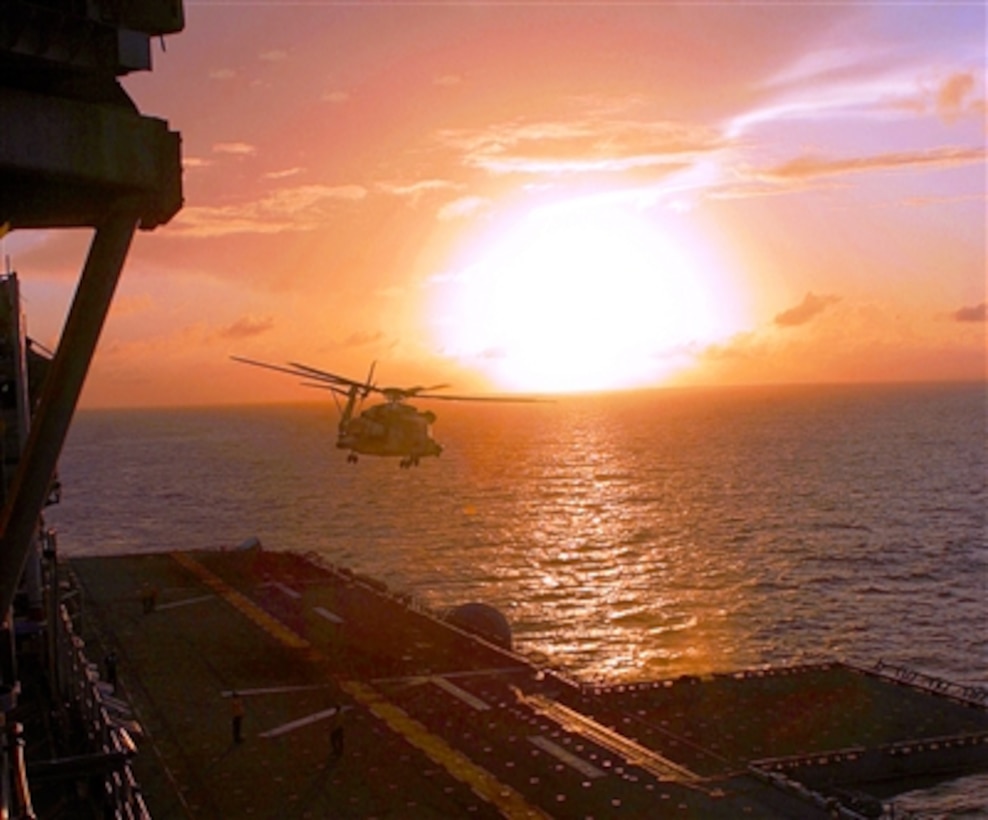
0 212 137 616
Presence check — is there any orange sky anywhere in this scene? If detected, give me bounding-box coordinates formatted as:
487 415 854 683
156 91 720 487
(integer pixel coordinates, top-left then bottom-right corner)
5 3 986 407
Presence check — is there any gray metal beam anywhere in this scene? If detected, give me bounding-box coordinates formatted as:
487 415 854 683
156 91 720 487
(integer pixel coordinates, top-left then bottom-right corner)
0 212 137 617
0 88 182 229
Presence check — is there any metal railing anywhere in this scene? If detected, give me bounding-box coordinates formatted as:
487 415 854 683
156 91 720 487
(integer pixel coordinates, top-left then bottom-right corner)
54 599 149 819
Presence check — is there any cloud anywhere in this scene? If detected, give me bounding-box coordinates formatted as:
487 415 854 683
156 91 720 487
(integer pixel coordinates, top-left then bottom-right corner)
170 184 368 238
264 167 304 180
438 118 722 177
259 49 288 63
377 179 462 202
209 68 236 81
213 142 257 157
759 146 984 183
764 45 874 90
437 196 489 221
774 293 841 328
952 302 986 323
218 315 275 339
322 90 350 104
340 330 386 349
730 55 985 139
936 72 976 121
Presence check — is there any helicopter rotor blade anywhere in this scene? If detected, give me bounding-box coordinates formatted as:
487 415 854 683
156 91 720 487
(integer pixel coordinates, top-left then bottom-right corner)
404 383 451 396
231 356 317 380
234 355 550 404
412 392 550 403
287 361 367 388
299 381 349 396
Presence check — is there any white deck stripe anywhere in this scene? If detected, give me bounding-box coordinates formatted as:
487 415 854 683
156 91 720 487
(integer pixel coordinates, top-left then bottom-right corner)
271 582 301 600
313 606 344 624
155 594 215 611
259 707 340 739
529 736 605 779
221 684 335 698
430 676 490 711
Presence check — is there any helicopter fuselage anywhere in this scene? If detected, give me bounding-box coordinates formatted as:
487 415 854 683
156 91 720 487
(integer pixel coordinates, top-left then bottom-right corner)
338 401 442 465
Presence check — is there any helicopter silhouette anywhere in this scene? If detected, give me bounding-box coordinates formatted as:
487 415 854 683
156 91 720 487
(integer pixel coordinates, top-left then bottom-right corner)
231 356 545 467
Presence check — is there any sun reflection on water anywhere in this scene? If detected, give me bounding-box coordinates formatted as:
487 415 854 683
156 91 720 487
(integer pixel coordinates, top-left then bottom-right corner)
468 400 733 683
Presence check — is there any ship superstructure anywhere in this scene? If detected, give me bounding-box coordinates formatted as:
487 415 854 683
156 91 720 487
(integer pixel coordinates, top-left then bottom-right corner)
1 2 184 815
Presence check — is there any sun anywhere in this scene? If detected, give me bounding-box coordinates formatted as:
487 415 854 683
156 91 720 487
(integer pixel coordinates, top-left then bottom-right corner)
432 201 740 393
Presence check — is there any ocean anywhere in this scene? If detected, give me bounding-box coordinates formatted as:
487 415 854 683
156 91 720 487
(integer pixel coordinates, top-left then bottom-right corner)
47 380 988 815
51 381 986 686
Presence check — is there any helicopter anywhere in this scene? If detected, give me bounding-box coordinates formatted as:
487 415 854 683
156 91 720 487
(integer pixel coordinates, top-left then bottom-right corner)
231 356 545 467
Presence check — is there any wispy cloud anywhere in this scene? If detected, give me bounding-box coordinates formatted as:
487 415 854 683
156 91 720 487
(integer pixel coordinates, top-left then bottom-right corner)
437 196 489 221
377 179 462 202
935 71 978 122
952 302 986 323
264 167 304 180
219 315 275 339
889 71 985 122
438 119 722 177
758 146 983 183
322 90 350 104
730 38 985 139
774 293 841 328
171 184 368 238
182 157 212 170
339 330 386 349
213 142 257 157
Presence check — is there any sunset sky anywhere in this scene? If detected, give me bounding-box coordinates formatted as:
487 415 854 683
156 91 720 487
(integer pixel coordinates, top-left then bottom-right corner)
6 2 986 407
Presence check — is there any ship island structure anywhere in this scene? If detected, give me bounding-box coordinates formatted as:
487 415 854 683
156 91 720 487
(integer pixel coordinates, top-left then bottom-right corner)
1 3 986 818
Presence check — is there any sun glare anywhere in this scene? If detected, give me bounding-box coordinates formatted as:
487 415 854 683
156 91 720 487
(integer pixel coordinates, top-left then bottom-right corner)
433 202 738 393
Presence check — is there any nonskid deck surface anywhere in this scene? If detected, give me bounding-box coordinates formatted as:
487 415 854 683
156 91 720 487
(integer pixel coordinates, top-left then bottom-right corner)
68 550 988 819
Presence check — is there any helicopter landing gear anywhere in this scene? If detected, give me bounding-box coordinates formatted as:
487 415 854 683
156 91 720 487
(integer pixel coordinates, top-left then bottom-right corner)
399 457 420 469
347 453 358 464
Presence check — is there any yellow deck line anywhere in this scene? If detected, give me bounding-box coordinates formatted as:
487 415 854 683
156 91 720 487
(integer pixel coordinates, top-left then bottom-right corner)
170 551 547 819
170 552 310 650
343 680 549 820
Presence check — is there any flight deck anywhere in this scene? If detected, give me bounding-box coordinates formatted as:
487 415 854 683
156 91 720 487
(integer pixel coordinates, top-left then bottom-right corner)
23 547 987 818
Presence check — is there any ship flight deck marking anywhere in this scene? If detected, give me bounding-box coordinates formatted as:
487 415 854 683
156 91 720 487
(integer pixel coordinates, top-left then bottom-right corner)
430 675 491 711
270 581 301 600
155 593 215 611
313 605 344 624
342 680 549 820
170 552 311 650
259 706 344 739
172 552 548 820
528 735 606 779
516 689 706 788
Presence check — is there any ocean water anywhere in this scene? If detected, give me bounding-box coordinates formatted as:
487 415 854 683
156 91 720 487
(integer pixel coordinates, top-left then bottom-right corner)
50 381 985 685
47 381 988 813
